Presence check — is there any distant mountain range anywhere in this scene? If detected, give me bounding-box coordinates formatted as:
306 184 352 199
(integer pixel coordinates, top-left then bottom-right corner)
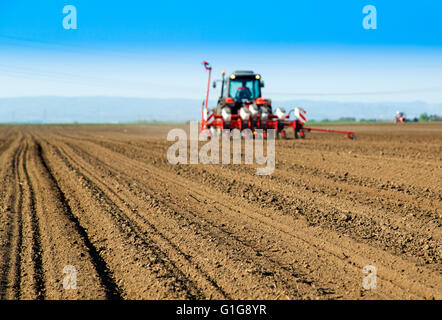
0 96 440 123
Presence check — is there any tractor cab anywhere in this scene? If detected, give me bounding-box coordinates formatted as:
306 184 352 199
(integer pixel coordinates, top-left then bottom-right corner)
214 70 268 115
227 71 263 102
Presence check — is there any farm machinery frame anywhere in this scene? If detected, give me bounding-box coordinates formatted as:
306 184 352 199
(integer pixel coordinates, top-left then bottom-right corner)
201 61 355 140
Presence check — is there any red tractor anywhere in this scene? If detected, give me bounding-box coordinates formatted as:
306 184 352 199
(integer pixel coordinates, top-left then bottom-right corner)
201 62 355 139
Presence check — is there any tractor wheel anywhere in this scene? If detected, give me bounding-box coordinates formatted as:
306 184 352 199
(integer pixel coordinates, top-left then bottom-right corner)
300 130 306 139
276 130 286 140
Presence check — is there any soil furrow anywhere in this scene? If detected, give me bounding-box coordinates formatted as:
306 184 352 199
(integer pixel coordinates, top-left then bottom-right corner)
20 141 46 299
58 139 327 299
39 138 205 299
54 140 231 299
1 124 440 300
74 136 440 268
54 134 440 299
0 135 22 299
34 141 122 300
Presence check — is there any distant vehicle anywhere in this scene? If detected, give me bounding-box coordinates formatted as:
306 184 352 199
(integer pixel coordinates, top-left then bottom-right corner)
395 112 418 123
395 111 407 123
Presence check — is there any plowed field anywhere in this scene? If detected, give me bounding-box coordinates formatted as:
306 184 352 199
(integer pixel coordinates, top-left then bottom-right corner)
0 123 440 300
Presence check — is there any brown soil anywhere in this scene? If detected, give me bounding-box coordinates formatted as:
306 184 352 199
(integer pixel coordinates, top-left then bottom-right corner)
0 123 440 300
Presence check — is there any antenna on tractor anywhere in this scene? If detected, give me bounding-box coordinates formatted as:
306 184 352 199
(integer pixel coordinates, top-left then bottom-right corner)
201 61 212 132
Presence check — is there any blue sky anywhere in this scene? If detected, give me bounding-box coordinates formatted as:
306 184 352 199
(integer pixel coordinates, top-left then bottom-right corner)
0 0 442 103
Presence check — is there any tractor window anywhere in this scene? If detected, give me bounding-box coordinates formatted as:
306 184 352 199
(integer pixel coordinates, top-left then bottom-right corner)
229 79 261 100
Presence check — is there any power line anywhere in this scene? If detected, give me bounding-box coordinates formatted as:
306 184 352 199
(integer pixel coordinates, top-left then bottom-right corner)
0 34 157 62
0 63 201 92
267 87 442 97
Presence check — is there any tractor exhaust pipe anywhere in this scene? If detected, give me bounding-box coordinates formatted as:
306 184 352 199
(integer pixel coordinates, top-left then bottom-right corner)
220 70 225 98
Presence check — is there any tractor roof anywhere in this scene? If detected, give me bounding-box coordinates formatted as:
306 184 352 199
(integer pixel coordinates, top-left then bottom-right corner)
232 70 255 76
